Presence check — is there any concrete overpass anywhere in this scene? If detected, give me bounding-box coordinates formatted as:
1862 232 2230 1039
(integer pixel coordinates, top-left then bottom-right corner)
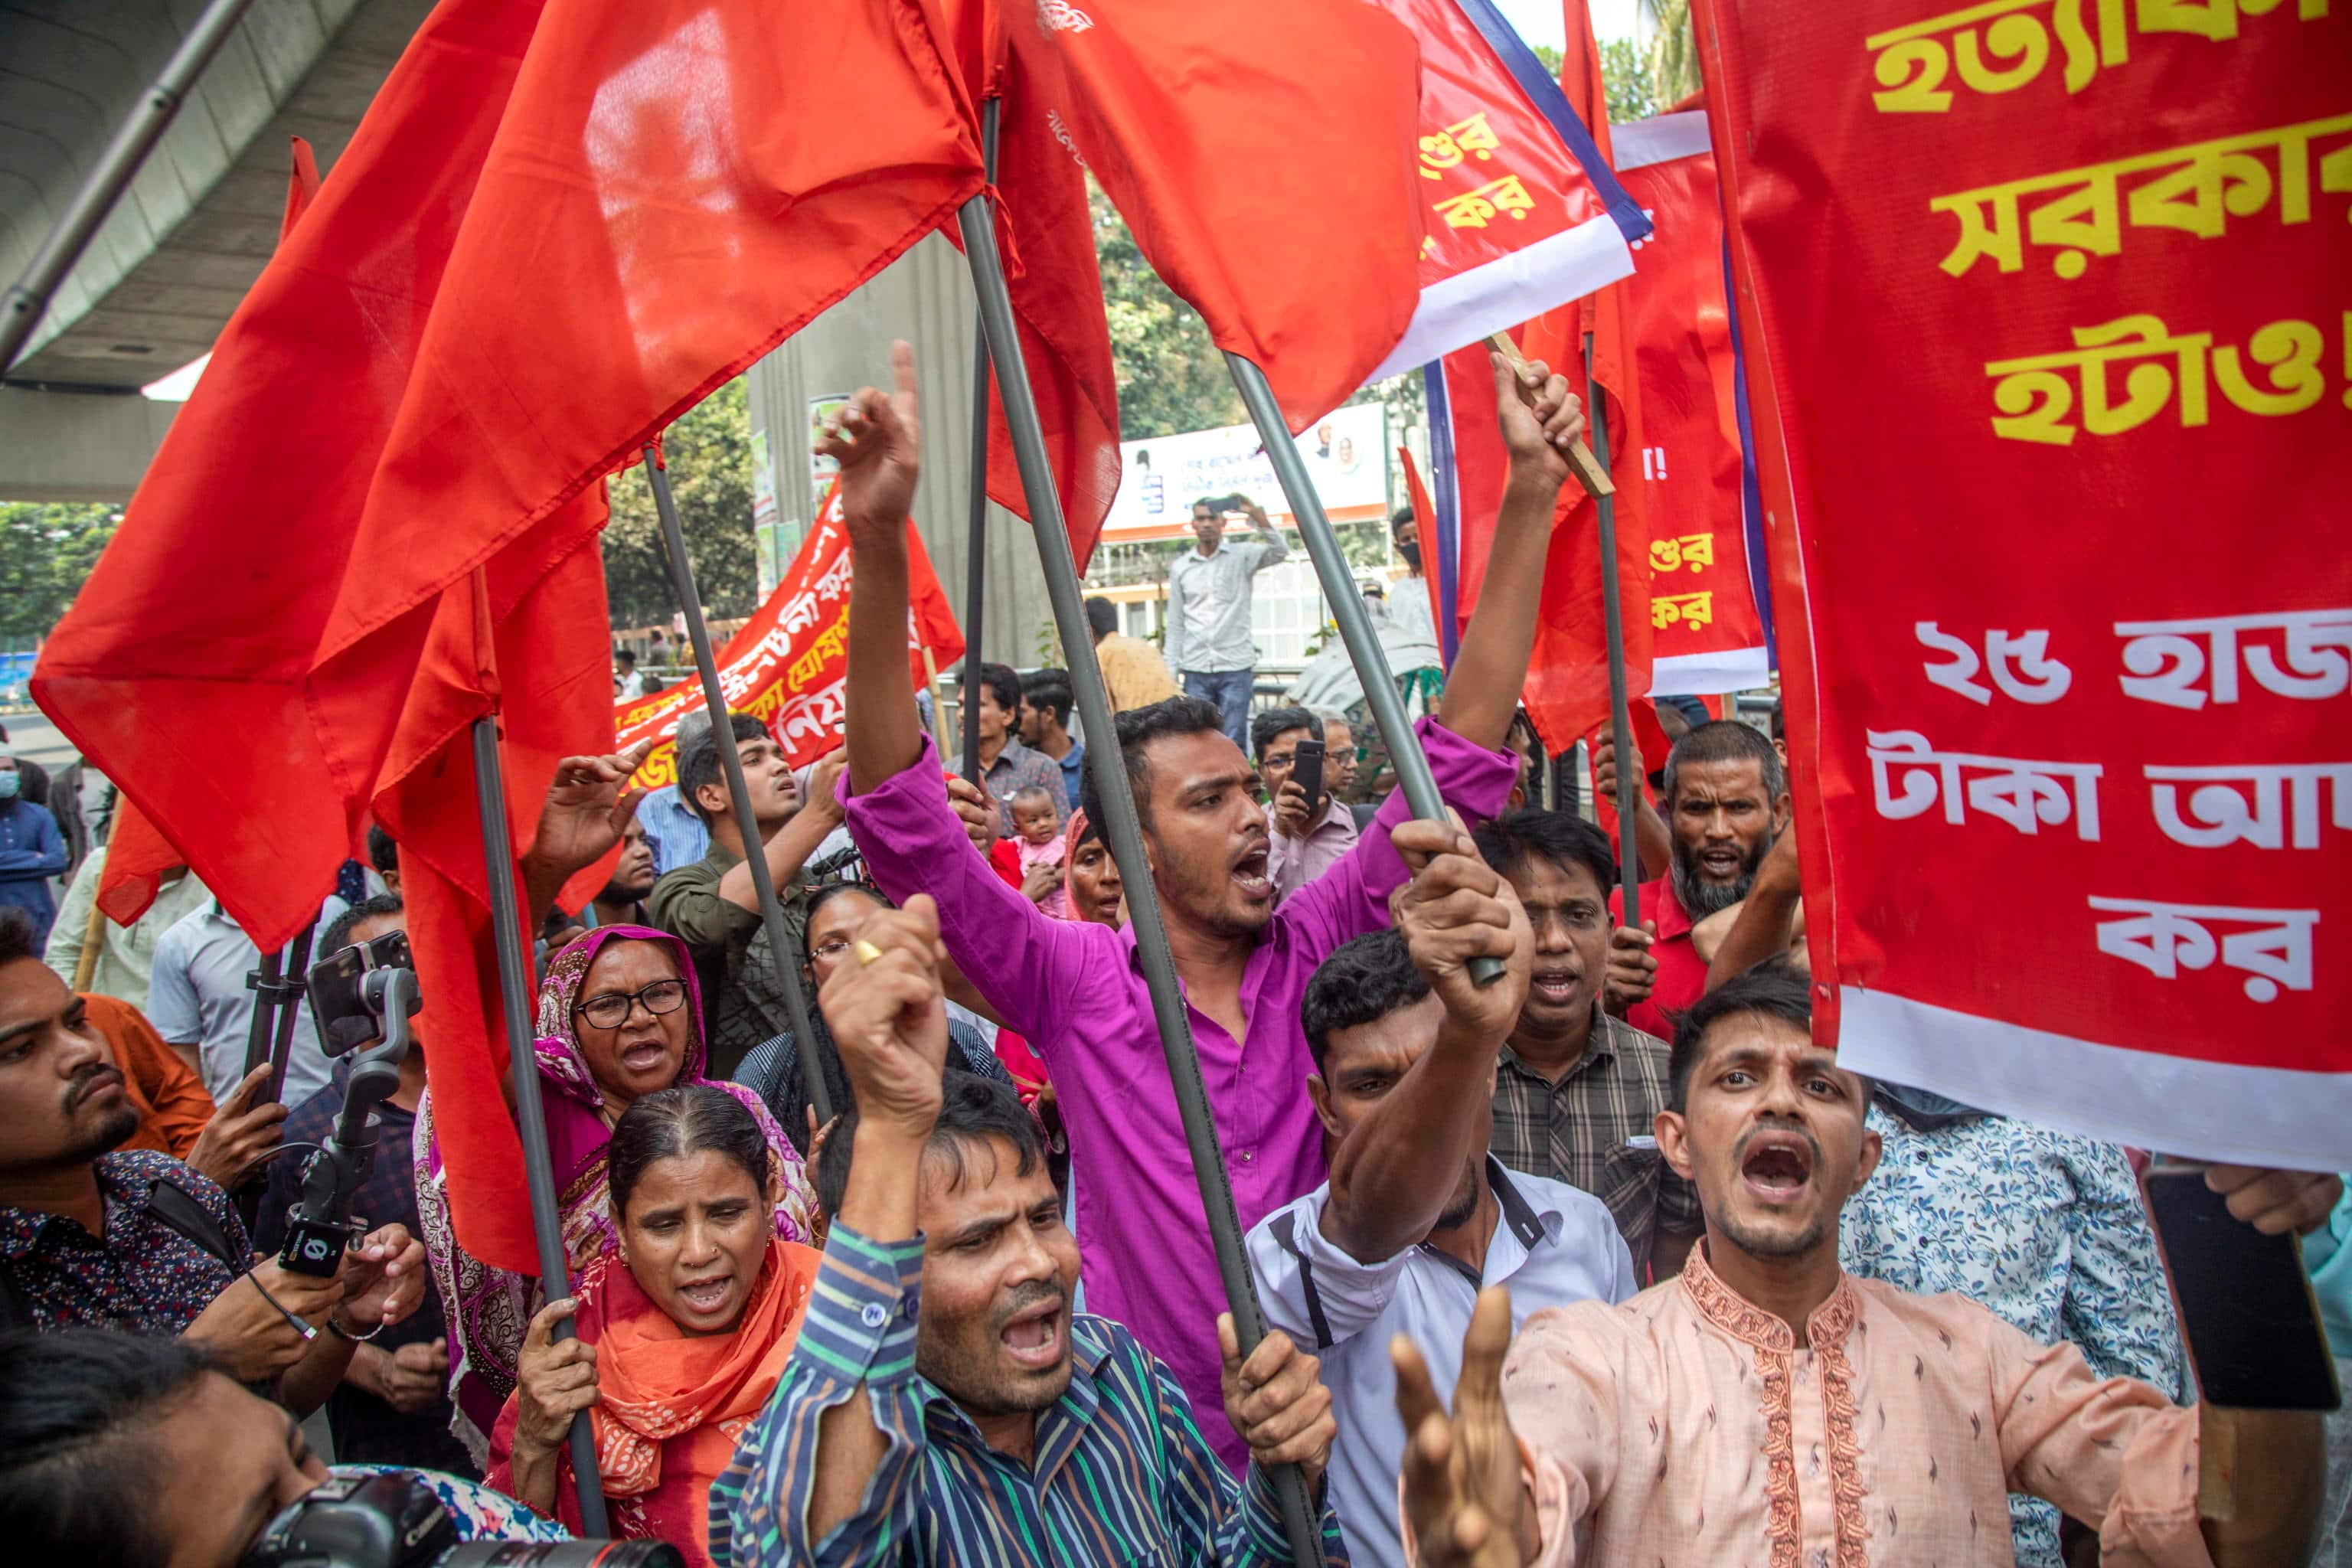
0 0 433 499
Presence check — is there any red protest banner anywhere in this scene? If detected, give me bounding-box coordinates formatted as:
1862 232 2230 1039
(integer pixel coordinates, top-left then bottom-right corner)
1611 110 1770 697
1695 0 2351 1165
616 481 964 789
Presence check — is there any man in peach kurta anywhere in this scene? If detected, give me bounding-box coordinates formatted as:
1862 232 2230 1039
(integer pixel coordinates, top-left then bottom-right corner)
1396 963 2333 1568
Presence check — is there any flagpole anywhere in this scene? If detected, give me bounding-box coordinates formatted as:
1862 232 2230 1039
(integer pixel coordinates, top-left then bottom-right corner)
469 710 610 1532
1584 334 1643 926
959 99 1003 786
1 0 261 371
642 442 833 1126
1223 354 1504 990
958 196 1328 1568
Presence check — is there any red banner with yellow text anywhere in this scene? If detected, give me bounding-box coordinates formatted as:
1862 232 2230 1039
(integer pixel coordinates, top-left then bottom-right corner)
1611 110 1771 697
615 481 962 788
1697 0 2352 1166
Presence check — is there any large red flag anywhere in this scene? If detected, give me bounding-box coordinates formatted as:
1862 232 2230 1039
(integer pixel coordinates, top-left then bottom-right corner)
1008 0 1426 433
1692 0 2348 1163
95 138 322 931
38 0 990 1270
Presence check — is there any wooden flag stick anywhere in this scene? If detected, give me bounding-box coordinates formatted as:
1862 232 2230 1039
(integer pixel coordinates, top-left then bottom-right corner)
1486 331 1613 498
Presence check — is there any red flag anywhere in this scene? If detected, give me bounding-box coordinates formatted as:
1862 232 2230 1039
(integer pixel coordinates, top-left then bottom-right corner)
1503 0 1651 754
1611 108 1771 696
1691 0 2348 1161
1362 0 1646 380
965 34 1125 568
1008 0 1426 432
38 0 985 1271
612 482 966 790
93 139 323 932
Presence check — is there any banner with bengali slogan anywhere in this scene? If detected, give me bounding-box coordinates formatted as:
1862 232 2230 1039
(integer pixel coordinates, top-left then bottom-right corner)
1611 111 1772 697
615 480 964 788
1695 0 2352 1166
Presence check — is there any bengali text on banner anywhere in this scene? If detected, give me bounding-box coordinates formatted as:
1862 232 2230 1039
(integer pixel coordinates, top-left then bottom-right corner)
1694 0 2352 1166
615 480 963 787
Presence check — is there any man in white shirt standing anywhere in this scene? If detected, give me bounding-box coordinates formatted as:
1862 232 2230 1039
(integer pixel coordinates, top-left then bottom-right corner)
1165 492 1288 749
1246 827 1635 1568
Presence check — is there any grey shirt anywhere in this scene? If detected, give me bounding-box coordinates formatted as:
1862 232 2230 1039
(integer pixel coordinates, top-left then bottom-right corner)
147 898 349 1105
1165 524 1289 674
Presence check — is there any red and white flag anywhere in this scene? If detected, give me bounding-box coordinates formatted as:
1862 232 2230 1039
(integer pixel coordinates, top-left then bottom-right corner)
1695 0 2351 1165
1610 109 1771 697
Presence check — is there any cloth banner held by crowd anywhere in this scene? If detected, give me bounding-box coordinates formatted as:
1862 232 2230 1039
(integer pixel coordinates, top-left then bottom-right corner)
613 480 965 789
1609 109 1772 697
36 0 999 1273
1694 0 2352 1166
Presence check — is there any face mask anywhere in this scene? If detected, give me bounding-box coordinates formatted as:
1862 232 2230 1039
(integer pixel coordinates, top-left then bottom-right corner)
1396 537 1421 570
0 773 18 801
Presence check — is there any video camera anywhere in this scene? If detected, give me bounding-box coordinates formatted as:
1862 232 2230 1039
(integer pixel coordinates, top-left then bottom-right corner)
276 931 423 1276
243 1469 682 1566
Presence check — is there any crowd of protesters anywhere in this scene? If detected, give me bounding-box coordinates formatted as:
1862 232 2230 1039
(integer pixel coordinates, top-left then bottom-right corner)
2 341 2347 1568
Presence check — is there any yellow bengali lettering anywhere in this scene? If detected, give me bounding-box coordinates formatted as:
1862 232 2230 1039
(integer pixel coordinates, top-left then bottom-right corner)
1982 312 2341 443
1932 116 2352 280
1651 591 1717 631
1648 534 1717 574
1867 0 2323 113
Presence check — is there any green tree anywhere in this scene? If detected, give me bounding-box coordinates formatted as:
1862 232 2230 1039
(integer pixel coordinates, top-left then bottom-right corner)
1091 181 1242 442
1642 0 1704 110
0 501 121 641
1599 38 1658 124
601 378 756 629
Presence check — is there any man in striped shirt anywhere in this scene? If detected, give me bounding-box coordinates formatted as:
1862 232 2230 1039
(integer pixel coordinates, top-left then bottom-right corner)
711 893 1345 1566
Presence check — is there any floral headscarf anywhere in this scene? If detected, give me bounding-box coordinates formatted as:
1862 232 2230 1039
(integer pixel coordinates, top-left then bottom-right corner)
415 925 815 1462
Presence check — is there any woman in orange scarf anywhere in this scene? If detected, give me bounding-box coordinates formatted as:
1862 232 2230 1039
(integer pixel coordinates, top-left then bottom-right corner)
488 1084 820 1564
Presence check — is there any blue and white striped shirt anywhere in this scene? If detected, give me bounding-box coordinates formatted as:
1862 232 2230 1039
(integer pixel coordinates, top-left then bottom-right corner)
710 1221 1348 1566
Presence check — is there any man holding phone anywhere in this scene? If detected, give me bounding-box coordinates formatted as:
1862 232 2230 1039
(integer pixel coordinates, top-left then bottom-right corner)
1167 491 1289 748
1396 962 2336 1568
1255 704 1359 903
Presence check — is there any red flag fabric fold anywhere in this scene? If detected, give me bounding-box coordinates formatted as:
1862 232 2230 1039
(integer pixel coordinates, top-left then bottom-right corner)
1008 0 1426 433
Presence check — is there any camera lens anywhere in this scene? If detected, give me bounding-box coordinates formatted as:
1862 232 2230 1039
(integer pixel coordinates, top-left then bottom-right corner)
443 1545 684 1566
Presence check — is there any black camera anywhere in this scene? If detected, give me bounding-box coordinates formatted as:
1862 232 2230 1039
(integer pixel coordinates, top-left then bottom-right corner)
279 938 422 1276
243 1470 683 1566
309 929 420 1056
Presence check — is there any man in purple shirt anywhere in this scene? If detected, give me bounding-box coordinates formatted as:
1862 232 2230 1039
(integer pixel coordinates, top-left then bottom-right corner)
823 340 1588 1466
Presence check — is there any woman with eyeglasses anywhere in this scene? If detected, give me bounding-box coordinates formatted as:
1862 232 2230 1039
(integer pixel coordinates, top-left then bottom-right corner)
413 926 816 1462
488 1085 822 1563
730 882 1011 1154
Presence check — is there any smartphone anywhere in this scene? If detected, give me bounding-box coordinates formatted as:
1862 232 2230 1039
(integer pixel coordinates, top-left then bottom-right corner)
1291 738 1326 818
306 929 414 1057
2141 1165 2341 1410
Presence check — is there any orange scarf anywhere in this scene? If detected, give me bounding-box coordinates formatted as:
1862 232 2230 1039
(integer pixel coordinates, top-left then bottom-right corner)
491 1236 820 1565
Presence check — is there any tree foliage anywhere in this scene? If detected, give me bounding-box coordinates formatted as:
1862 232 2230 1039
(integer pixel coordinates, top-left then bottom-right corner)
600 377 757 629
1091 181 1242 442
1 502 120 641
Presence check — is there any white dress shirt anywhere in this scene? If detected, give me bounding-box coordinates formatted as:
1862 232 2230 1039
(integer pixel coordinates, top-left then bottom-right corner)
1246 1156 1635 1568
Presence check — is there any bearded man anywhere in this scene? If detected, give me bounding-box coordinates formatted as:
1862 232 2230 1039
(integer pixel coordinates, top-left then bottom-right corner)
1607 721 1788 1038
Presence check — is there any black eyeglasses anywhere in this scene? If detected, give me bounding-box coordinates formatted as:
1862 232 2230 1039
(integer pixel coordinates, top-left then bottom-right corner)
573 978 688 1030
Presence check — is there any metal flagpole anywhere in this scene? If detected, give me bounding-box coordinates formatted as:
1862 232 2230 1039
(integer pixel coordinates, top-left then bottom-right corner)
958 195 1328 1568
1223 354 1504 990
469 712 610 1531
263 921 318 1108
1 0 262 371
959 99 1003 787
1583 335 1643 925
240 948 286 1082
642 443 833 1125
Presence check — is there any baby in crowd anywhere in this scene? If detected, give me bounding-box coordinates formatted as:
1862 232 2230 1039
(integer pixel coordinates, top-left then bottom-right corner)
1010 784 1068 918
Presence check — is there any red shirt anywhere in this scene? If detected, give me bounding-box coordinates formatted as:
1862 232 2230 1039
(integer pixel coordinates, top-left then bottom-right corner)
1610 876 1705 1041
